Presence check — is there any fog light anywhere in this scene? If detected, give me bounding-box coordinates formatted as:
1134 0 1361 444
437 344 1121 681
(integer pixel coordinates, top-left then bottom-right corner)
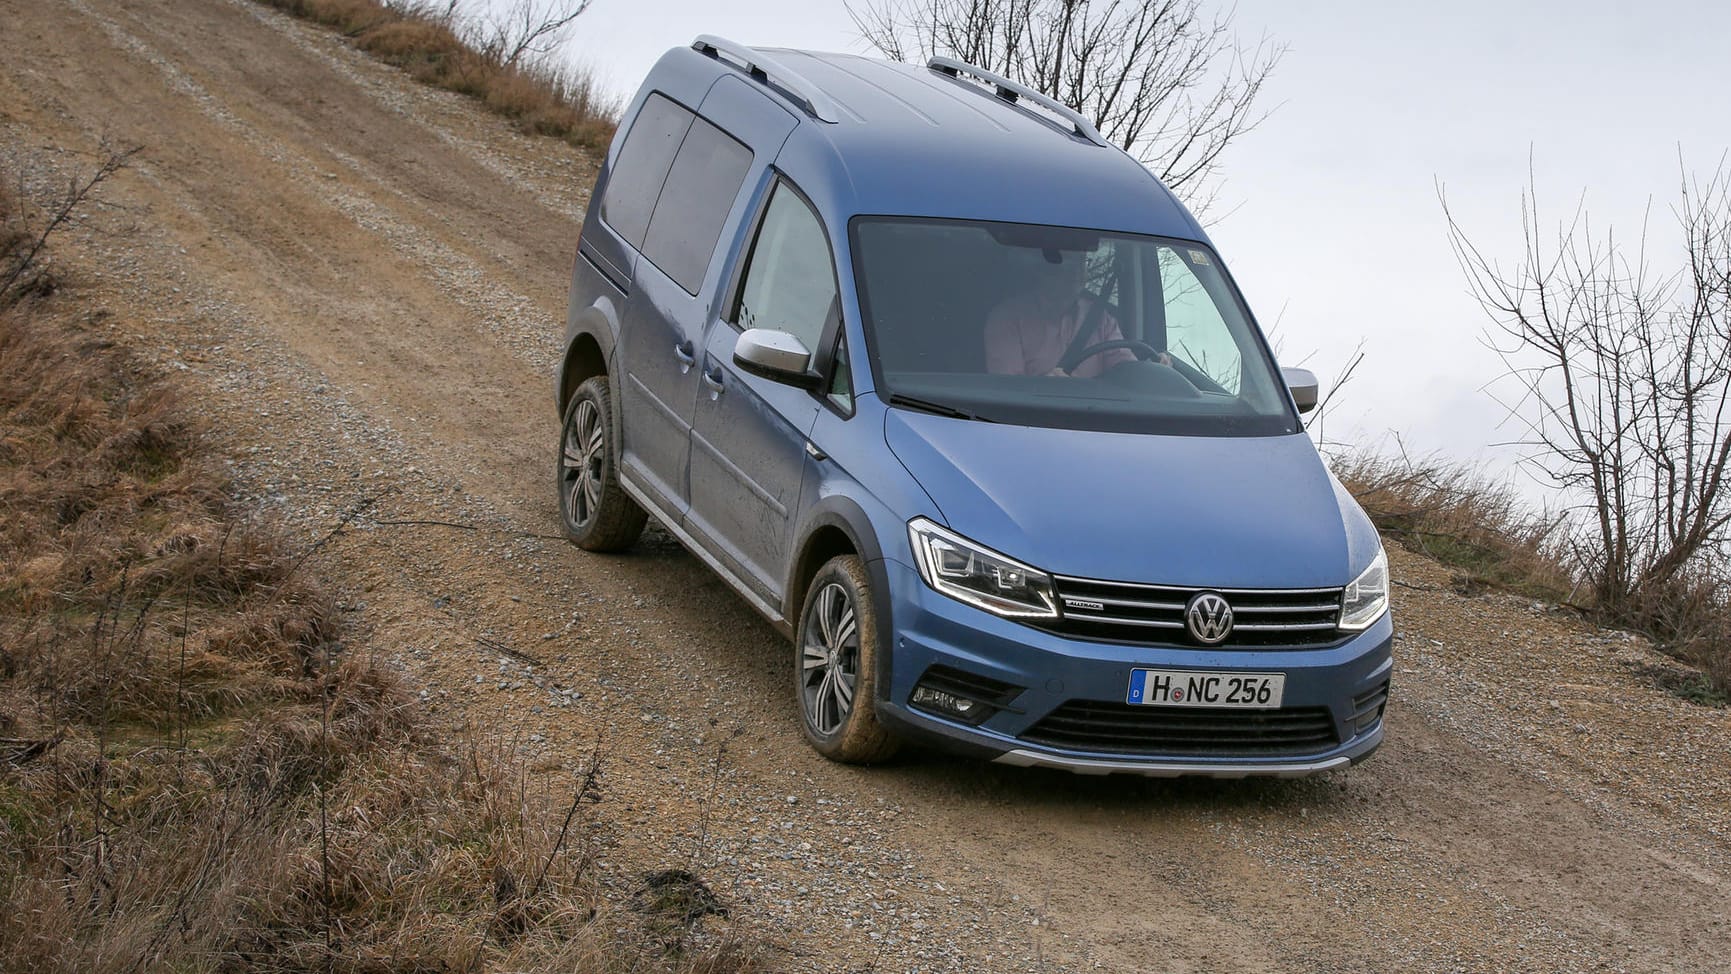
910 685 992 725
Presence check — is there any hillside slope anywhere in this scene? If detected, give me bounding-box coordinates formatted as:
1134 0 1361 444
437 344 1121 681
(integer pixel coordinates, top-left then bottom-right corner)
2 0 1727 970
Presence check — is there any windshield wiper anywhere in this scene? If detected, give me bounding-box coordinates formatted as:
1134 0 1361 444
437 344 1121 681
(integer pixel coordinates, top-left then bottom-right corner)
887 393 994 423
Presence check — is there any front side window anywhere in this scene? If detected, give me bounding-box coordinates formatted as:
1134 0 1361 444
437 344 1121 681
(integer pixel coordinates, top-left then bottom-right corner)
1160 247 1243 395
851 217 1296 436
733 182 837 353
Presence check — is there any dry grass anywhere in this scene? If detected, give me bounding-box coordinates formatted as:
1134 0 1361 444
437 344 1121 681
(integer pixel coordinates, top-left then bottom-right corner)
0 180 759 970
257 0 618 153
1609 571 1731 704
2 164 47 302
1335 450 1729 702
1334 451 1575 602
1 176 25 262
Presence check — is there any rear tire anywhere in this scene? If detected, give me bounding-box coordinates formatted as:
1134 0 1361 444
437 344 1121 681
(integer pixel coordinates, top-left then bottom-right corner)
796 555 900 764
558 376 646 552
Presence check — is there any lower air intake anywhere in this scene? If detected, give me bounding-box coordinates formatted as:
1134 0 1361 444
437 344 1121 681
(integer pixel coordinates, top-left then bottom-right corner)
1021 701 1339 757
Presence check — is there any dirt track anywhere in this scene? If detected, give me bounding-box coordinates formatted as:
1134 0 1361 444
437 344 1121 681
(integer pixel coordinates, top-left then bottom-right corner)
4 1 1729 969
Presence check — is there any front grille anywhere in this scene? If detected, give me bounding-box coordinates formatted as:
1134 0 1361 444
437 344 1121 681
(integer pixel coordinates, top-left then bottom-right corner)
1041 576 1344 648
1022 701 1339 757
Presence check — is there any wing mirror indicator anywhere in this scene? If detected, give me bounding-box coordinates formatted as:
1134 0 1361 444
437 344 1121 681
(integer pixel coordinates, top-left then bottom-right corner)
733 328 821 388
1281 366 1320 414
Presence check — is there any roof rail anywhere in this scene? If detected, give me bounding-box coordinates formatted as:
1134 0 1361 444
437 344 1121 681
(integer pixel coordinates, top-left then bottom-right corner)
927 56 1108 147
691 35 839 124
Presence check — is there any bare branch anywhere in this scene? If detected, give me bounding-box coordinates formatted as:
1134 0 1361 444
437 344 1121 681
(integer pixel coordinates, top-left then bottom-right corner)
1444 154 1731 619
465 0 593 69
1 143 142 307
847 0 1283 211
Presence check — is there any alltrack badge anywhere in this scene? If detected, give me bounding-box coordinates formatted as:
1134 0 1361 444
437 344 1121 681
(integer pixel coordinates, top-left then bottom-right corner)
1184 592 1233 644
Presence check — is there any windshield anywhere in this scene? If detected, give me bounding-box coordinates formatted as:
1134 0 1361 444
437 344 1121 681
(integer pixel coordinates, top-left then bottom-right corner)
850 217 1299 436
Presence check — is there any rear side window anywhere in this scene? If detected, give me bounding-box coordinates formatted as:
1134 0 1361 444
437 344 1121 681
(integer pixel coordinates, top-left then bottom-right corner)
641 119 753 294
600 93 693 249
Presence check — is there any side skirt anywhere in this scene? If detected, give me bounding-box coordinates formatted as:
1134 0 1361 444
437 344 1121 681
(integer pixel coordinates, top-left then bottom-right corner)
618 475 791 637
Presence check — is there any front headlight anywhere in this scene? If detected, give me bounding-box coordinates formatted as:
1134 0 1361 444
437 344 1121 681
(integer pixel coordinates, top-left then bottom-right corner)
908 518 1057 619
1339 547 1389 631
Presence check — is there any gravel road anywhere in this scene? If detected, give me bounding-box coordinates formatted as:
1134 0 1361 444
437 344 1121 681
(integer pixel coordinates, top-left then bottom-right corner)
3 0 1728 969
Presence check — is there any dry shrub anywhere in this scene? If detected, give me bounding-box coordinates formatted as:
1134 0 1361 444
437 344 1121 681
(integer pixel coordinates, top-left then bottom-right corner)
356 18 465 63
1611 572 1731 703
482 67 574 131
266 0 393 34
256 0 619 152
0 176 26 266
1336 450 1730 700
1333 450 1574 602
482 61 617 149
0 718 655 973
3 146 138 309
0 300 761 970
0 306 305 727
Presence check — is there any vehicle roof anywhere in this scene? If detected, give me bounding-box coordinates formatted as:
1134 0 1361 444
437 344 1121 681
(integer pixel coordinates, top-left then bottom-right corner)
638 44 1207 243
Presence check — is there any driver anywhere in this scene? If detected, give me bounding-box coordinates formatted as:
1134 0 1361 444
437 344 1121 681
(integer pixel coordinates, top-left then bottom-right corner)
983 250 1169 377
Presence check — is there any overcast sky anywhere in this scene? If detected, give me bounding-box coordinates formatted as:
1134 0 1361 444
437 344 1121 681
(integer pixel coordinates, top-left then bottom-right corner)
520 0 1730 487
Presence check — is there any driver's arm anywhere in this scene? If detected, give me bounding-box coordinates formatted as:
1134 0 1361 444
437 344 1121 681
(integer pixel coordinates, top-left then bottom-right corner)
984 304 1032 375
1095 311 1137 371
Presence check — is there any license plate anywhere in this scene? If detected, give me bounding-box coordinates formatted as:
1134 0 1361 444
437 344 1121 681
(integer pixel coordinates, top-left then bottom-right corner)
1127 668 1285 709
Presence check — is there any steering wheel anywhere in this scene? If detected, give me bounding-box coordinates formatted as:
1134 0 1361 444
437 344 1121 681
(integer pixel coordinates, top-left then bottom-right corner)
1057 338 1164 375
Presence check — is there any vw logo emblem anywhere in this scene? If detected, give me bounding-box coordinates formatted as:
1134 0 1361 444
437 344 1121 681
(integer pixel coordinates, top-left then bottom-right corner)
1185 592 1233 644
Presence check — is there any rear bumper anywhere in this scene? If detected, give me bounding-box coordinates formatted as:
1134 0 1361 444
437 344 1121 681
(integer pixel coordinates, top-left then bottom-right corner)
875 558 1394 777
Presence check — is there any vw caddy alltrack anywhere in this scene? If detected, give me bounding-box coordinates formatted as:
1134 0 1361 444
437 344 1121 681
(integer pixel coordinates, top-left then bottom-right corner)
556 36 1392 776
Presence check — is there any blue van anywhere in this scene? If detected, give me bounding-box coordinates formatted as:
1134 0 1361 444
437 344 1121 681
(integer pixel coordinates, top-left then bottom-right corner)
556 36 1392 776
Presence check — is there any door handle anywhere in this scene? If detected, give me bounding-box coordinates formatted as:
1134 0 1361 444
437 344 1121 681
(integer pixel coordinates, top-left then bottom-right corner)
701 365 725 398
673 340 696 374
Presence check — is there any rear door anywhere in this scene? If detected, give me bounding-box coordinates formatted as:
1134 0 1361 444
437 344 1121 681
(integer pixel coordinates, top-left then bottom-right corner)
614 96 754 517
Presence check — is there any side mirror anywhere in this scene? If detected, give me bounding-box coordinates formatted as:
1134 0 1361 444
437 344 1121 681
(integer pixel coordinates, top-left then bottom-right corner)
1282 367 1320 414
734 329 819 388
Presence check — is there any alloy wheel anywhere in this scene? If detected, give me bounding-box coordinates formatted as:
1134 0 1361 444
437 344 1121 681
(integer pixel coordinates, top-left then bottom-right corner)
561 398 605 528
801 581 859 735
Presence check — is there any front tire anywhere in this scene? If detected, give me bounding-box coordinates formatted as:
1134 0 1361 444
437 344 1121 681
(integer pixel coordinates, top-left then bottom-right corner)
558 376 646 552
797 555 899 764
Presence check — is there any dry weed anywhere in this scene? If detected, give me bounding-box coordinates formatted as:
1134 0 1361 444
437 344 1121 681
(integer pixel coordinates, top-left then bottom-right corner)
1335 450 1729 701
1612 572 1731 703
0 289 757 970
258 0 619 152
0 176 27 266
1334 450 1574 601
356 18 465 63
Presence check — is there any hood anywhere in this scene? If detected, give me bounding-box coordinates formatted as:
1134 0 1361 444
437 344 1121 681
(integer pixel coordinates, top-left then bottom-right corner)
884 410 1374 589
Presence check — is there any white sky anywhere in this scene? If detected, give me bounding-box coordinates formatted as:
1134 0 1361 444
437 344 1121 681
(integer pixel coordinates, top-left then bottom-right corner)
517 0 1731 488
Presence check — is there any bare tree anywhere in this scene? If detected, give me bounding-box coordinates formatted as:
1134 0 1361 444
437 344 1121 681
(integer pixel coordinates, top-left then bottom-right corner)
848 0 1283 211
468 0 593 69
1445 156 1731 616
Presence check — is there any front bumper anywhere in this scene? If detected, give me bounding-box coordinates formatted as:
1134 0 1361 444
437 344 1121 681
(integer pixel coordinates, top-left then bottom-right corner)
874 558 1394 777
